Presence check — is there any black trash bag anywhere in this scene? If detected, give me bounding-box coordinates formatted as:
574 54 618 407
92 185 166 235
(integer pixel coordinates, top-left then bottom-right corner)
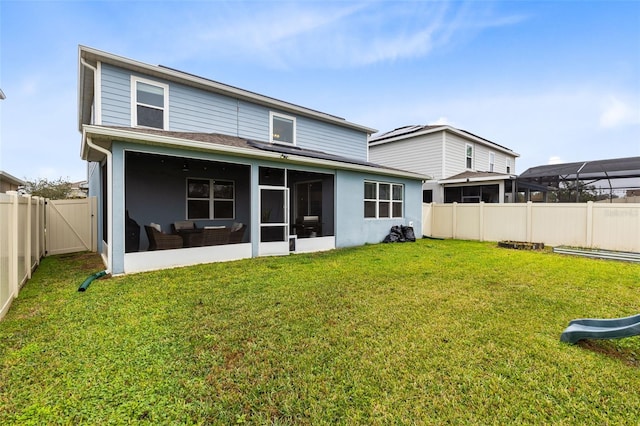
383 225 405 243
402 226 416 242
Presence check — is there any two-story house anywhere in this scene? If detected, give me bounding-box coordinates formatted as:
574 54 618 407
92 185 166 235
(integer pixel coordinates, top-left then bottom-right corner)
78 46 426 274
369 125 520 203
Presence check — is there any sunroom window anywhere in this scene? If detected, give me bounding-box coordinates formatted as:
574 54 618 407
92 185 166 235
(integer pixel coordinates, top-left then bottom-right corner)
270 112 295 144
132 77 168 129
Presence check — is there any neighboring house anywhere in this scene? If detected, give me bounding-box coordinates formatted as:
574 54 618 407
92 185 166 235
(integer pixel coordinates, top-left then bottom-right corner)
369 125 520 203
0 170 24 193
69 180 89 198
78 46 426 275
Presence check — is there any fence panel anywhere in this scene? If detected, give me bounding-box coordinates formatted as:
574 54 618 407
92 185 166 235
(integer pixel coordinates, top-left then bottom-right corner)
483 204 527 242
0 193 46 320
424 202 640 253
46 198 96 255
592 204 640 252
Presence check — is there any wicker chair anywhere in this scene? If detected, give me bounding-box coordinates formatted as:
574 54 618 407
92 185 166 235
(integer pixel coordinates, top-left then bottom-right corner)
202 227 231 246
228 224 247 244
144 225 183 250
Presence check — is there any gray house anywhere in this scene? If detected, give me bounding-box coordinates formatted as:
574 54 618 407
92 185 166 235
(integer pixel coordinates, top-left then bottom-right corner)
78 46 425 274
369 125 520 203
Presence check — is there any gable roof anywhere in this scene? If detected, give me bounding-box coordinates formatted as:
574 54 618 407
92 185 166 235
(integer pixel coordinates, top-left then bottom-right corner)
369 124 519 157
78 45 377 134
82 125 428 181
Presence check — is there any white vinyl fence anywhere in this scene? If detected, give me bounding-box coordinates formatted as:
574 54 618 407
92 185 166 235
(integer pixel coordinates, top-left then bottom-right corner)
1 192 97 320
423 201 640 253
0 192 46 320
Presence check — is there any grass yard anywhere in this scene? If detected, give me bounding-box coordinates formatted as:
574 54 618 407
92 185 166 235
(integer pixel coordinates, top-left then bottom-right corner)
1 239 639 424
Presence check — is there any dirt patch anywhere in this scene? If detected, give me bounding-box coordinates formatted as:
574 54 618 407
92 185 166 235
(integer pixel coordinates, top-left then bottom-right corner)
578 340 640 367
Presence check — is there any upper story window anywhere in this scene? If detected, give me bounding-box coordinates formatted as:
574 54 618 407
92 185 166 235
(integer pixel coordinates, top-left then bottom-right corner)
270 112 296 145
132 77 168 130
364 181 403 219
489 152 495 172
506 158 512 174
465 144 473 169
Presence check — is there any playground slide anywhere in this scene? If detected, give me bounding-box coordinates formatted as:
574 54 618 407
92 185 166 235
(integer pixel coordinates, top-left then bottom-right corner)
560 313 640 344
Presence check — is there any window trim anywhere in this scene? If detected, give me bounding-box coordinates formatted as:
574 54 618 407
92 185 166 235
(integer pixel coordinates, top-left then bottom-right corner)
269 111 296 145
364 180 404 219
506 158 512 174
131 76 169 130
465 143 474 170
489 152 495 172
186 177 236 220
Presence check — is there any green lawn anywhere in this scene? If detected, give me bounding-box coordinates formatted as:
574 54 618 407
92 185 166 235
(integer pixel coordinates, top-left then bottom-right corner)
1 240 639 424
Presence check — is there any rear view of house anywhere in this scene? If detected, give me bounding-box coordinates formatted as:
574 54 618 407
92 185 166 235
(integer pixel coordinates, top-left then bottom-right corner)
369 125 520 203
78 46 425 274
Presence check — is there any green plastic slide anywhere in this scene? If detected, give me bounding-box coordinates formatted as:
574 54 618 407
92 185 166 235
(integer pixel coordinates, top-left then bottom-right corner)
560 313 640 344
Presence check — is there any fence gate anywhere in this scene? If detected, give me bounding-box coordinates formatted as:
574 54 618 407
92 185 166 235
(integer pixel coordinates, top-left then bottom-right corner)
45 197 97 255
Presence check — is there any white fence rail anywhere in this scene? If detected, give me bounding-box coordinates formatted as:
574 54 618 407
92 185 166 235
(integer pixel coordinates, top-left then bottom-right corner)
1 192 46 320
423 201 640 253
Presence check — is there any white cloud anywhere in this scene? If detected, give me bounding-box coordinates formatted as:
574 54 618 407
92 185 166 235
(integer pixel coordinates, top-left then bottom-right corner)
548 156 563 165
599 95 640 128
176 0 527 69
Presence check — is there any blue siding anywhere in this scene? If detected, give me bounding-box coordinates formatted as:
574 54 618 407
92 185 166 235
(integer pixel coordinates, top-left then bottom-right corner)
98 65 370 161
335 170 422 248
101 64 131 126
170 84 239 134
297 117 366 160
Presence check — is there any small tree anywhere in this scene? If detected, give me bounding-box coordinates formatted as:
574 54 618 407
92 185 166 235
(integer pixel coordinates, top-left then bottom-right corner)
24 177 73 199
549 180 617 202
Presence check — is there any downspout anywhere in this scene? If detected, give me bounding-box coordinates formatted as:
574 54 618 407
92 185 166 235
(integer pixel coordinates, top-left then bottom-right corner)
81 57 112 275
85 134 113 275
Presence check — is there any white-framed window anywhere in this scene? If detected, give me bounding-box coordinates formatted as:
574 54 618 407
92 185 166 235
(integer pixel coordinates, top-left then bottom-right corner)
131 76 168 130
270 112 296 145
489 152 495 172
506 158 512 174
186 178 235 220
364 181 403 219
465 144 473 169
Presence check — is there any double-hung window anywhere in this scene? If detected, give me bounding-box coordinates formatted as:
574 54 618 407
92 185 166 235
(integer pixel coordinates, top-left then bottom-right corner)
364 181 403 219
132 77 168 129
466 144 473 169
186 178 235 220
270 112 296 145
489 152 495 172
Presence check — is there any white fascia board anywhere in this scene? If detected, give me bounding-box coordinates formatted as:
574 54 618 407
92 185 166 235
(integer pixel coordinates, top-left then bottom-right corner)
438 174 517 184
81 125 428 181
78 46 377 135
371 125 520 158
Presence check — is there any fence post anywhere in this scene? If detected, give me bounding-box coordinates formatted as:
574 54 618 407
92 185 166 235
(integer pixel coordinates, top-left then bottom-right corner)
586 201 594 248
526 201 533 242
7 191 19 300
452 202 458 239
26 195 32 279
479 202 485 242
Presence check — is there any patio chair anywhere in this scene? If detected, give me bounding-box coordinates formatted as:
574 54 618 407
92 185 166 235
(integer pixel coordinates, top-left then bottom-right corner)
228 223 247 244
144 225 183 250
202 226 231 246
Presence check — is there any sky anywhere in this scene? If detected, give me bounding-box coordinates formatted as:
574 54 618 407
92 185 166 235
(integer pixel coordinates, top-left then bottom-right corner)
1 0 639 183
